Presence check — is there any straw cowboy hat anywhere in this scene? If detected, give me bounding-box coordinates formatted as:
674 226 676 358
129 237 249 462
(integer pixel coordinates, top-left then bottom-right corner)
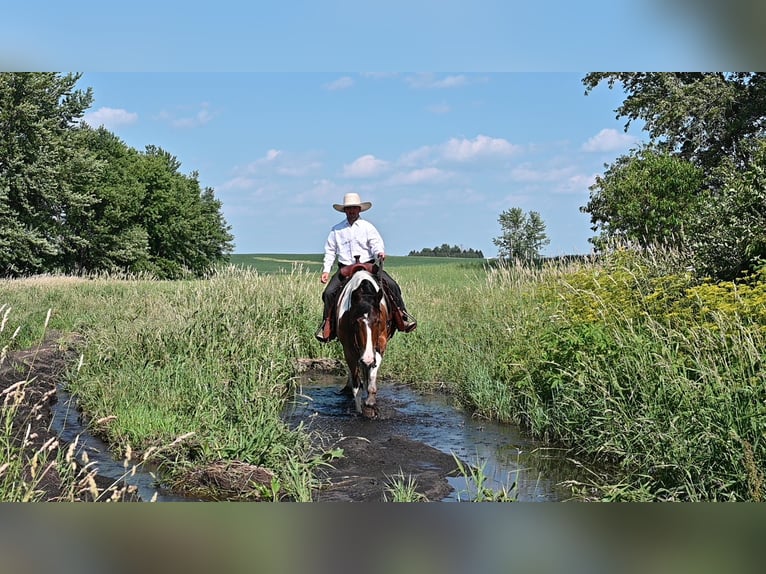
333 192 372 212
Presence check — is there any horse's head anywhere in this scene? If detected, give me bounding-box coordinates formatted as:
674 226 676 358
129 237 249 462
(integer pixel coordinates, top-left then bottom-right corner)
349 278 388 368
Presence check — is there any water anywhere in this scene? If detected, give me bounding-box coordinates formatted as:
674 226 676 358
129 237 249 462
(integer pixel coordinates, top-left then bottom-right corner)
50 384 193 502
286 374 586 501
50 376 588 502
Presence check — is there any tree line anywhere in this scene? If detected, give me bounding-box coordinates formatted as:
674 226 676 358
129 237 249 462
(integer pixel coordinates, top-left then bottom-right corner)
0 72 233 279
581 72 766 280
408 244 484 258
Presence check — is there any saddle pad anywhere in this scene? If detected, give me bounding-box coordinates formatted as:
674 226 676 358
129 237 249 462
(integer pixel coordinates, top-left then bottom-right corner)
337 270 382 322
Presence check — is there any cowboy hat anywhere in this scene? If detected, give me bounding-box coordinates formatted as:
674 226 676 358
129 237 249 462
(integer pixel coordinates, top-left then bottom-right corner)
333 192 372 212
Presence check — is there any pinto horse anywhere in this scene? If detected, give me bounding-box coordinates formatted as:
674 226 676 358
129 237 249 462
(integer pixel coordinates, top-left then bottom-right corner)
336 268 393 415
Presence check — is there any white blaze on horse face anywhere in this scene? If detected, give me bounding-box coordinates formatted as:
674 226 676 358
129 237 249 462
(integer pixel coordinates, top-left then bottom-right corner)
360 314 376 367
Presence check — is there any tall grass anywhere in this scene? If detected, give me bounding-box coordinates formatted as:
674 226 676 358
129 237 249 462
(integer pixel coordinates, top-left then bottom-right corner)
454 254 766 501
2 251 764 501
369 254 766 500
0 305 140 501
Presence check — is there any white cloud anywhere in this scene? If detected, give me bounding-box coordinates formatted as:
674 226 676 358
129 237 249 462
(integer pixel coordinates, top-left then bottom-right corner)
405 73 470 89
218 176 257 192
342 154 390 178
557 173 598 193
509 164 598 194
388 167 451 185
398 145 434 167
171 103 216 128
582 128 638 152
156 103 217 129
81 107 138 129
510 164 578 183
324 76 354 90
360 72 399 80
442 135 520 162
241 149 322 177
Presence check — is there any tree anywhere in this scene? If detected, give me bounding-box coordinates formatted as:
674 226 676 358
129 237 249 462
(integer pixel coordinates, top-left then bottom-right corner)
135 146 234 278
583 72 766 279
67 125 151 273
493 207 549 261
583 73 766 172
0 72 97 276
582 147 705 250
408 244 484 258
0 73 233 279
689 139 766 279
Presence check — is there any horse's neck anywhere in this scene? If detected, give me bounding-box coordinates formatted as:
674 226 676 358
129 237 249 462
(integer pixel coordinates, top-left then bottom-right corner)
337 271 382 320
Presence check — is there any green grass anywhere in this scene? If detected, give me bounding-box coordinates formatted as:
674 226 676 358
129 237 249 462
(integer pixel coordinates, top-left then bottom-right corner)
227 253 488 275
1 251 764 501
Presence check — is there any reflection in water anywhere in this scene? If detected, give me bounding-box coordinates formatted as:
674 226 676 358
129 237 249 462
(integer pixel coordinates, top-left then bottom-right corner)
286 374 586 502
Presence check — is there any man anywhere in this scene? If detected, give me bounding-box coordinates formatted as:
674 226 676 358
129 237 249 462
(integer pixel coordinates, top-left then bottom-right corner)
315 192 417 343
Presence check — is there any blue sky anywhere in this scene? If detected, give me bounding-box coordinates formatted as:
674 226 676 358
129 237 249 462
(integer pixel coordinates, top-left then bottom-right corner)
4 1 747 257
79 72 645 257
1 2 728 71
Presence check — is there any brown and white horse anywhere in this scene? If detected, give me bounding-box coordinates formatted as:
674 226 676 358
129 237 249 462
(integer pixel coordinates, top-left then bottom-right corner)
336 269 393 415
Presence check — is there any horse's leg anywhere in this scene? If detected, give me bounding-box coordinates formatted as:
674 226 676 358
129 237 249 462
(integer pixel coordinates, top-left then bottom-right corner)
364 352 382 407
352 369 364 414
339 369 354 396
346 363 363 414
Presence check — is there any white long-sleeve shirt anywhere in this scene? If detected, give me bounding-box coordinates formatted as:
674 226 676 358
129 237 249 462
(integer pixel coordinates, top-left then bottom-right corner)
322 217 385 273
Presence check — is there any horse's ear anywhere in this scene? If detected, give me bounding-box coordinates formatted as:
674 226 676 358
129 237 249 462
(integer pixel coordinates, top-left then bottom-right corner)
376 287 384 304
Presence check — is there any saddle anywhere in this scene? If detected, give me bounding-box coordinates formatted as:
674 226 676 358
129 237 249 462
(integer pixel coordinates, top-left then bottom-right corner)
336 260 411 337
339 260 379 279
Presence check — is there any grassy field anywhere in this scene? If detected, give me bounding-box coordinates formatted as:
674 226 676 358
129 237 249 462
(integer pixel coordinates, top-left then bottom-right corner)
2 251 764 501
227 253 487 274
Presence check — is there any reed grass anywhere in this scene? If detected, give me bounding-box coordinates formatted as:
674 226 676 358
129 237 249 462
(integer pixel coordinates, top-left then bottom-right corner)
1 251 763 501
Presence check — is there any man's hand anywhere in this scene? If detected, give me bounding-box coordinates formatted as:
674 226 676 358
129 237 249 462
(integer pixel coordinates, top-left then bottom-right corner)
378 252 386 261
320 272 330 284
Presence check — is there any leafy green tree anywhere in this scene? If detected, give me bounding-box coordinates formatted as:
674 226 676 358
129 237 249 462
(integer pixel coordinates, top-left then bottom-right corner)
583 72 766 171
136 146 233 278
690 139 766 279
582 147 705 250
0 73 233 279
408 244 484 258
493 207 549 261
583 72 766 279
65 125 151 273
0 72 97 276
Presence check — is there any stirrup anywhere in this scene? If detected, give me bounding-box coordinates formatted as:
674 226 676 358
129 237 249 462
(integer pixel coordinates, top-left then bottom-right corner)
397 310 417 333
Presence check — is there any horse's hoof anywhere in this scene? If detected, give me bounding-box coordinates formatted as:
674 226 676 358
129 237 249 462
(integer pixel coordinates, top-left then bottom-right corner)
362 405 378 419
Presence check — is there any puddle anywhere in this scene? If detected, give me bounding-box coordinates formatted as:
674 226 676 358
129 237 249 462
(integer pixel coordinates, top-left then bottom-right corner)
285 374 588 502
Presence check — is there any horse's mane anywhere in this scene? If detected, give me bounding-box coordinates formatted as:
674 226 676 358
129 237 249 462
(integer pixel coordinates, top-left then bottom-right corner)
337 270 385 321
351 279 379 316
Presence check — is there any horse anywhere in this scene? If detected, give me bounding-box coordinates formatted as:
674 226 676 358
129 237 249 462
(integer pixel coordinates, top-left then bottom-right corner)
336 268 393 416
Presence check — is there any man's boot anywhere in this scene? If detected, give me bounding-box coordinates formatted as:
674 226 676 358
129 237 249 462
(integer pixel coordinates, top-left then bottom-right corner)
314 317 333 343
395 308 417 333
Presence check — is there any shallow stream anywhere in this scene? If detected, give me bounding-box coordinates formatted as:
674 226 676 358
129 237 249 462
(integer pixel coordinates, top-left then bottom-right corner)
285 374 589 501
51 375 590 502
